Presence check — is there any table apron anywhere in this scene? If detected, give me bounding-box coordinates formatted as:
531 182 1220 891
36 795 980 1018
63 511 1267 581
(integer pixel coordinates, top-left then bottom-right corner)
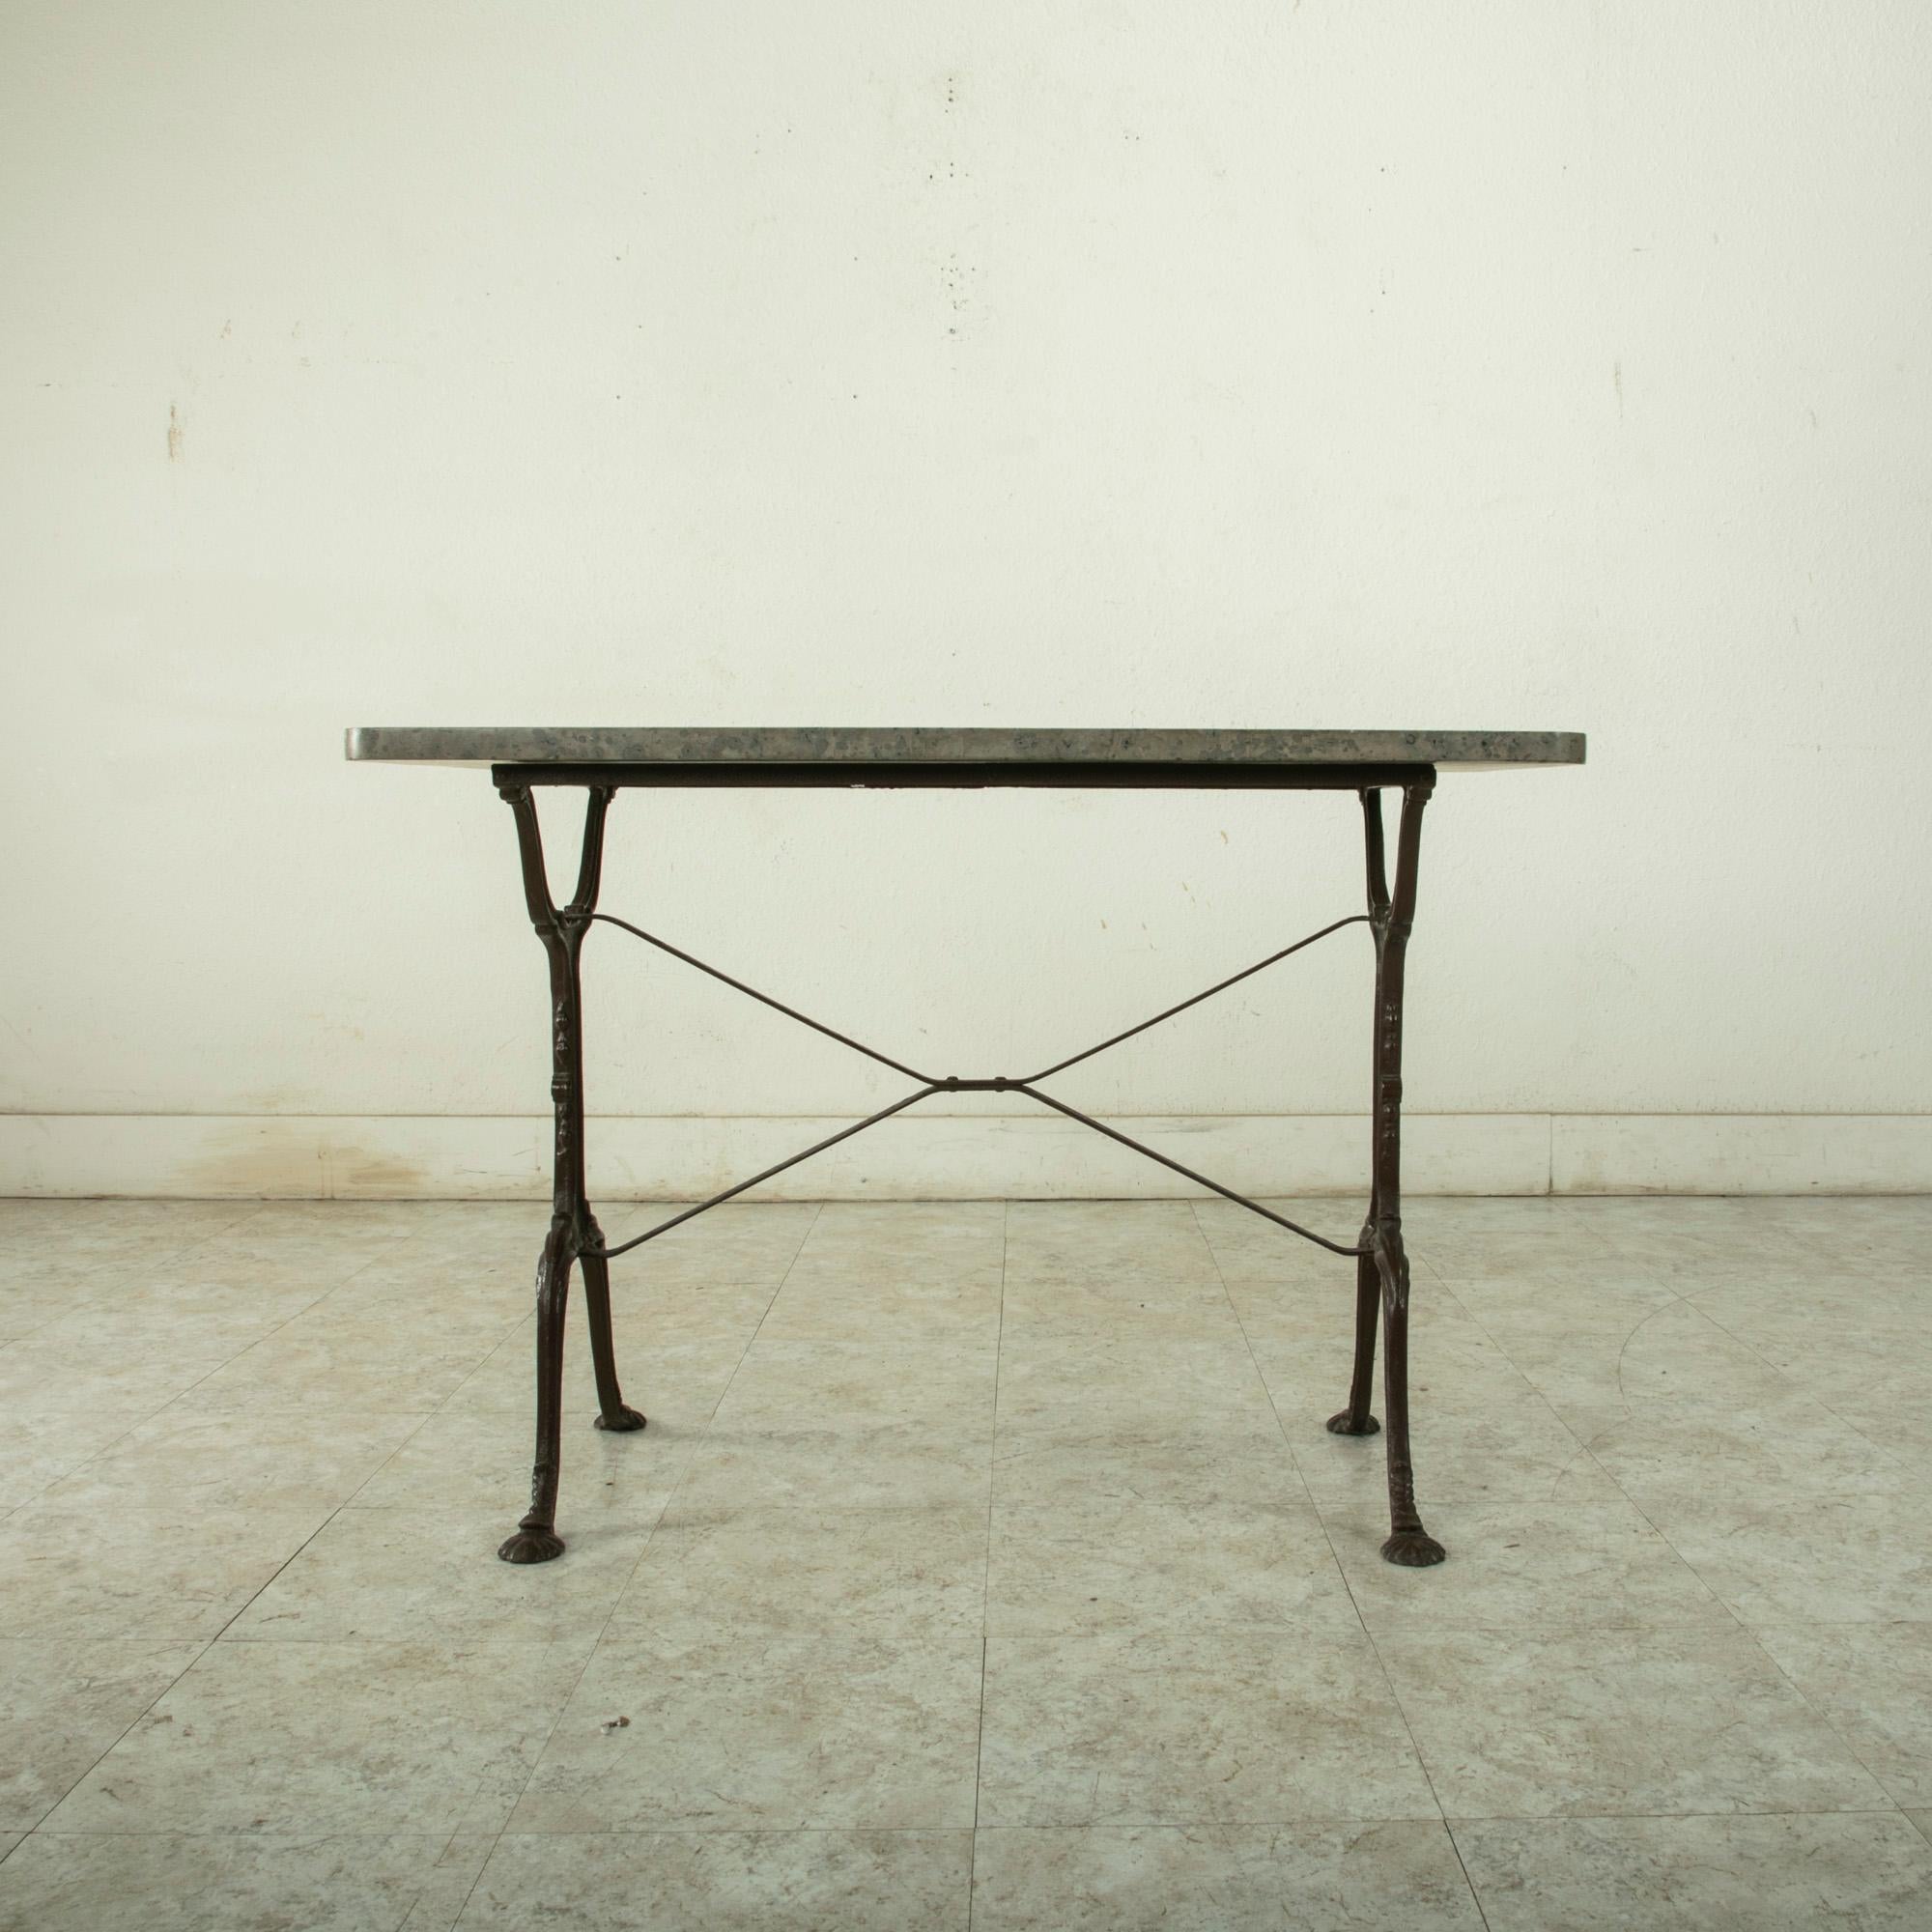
490 760 1437 791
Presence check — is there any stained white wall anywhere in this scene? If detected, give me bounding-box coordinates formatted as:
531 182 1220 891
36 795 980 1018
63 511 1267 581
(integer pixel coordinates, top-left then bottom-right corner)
3 2 1929 1194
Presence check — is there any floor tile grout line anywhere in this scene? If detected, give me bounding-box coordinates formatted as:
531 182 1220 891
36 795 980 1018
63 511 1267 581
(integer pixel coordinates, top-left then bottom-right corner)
964 1201 1009 1927
1191 1199 1487 1923
1441 1820 1497 1932
393 1822 486 1932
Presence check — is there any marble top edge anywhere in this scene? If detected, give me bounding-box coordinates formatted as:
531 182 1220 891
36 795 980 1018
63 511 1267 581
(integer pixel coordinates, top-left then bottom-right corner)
345 726 1585 769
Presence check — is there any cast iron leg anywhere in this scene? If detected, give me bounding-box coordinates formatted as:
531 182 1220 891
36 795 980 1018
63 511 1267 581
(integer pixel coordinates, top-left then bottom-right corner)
495 782 642 1564
1329 789 1390 1438
499 1220 574 1563
1326 1205 1383 1435
1367 777 1444 1566
582 1230 645 1433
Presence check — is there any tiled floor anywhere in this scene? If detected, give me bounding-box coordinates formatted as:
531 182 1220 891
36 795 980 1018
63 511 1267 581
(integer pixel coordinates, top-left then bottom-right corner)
2 1194 1931 1927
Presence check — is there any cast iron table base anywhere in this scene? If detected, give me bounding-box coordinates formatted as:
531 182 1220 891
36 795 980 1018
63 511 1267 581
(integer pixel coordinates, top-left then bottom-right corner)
500 762 1437 1568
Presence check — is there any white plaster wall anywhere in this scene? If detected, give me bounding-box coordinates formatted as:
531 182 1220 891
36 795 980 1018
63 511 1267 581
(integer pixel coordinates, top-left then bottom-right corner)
2 2 1929 1194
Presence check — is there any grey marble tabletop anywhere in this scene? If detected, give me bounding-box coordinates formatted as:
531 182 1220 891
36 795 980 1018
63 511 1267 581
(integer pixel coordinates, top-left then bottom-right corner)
345 726 1584 770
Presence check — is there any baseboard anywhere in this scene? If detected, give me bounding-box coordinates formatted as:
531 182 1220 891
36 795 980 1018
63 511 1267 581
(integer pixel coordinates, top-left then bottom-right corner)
2 1112 1929 1199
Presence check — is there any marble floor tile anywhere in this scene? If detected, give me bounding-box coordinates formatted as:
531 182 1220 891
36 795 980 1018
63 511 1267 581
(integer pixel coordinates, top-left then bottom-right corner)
1643 1492 1932 1626
132 1232 418 1299
985 1492 1358 1636
999 1274 1243 1341
0 1637 202 1832
18 1270 323 1354
0 1274 82 1346
1454 1282 1799 1408
1001 1202 1225 1292
1552 1195 1805 1265
353 1387 711 1526
1443 1267 1680 1326
229 1504 654 1644
993 1332 1268 1430
7 1196 1932 1928
593 1202 820 1287
716 1338 998 1430
309 1255 535 1325
463 1829 972 1931
509 1629 982 1832
45 1638 586 1836
1410 1221 1629 1284
44 1402 431 1514
183 1317 521 1417
1240 1302 1538 1419
1690 1276 1932 1405
779 1199 1007 1289
584 1273 789 1354
757 1271 1002 1344
1768 1196 1932 1276
1402 1199 1598 1240
446 1316 749 1417
1321 1497 1730 1634
977 1629 1437 1826
1751 1620 1932 1807
1190 1198 1378 1291
613 1502 985 1637
1378 1624 1888 1818
0 1503 325 1640
1561 1393 1911 1506
970 1821 1485 1932
1850 1377 1932 1470
991 1416 1305 1514
0 1329 241 1432
1452 1812 1932 1931
672 1419 993 1514
1562 1207 1892 1289
0 1202 261 1271
222 1201 440 1244
0 1398 145 1511
1289 1391 1618 1512
0 1831 466 1932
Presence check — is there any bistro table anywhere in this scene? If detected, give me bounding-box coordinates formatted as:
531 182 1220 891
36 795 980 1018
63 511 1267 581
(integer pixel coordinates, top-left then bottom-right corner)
347 726 1584 1568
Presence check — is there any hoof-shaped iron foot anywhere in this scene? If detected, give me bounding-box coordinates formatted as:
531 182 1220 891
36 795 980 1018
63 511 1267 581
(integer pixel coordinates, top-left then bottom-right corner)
497 1526 566 1564
1325 1409 1381 1435
594 1405 648 1434
1379 1528 1447 1567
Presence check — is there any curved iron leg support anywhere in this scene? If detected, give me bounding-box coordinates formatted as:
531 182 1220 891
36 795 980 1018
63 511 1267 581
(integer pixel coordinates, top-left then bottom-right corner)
496 783 640 1565
582 1233 645 1433
1376 1233 1441 1564
1326 1209 1383 1436
1329 789 1390 1439
1367 779 1444 1566
499 1219 574 1562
